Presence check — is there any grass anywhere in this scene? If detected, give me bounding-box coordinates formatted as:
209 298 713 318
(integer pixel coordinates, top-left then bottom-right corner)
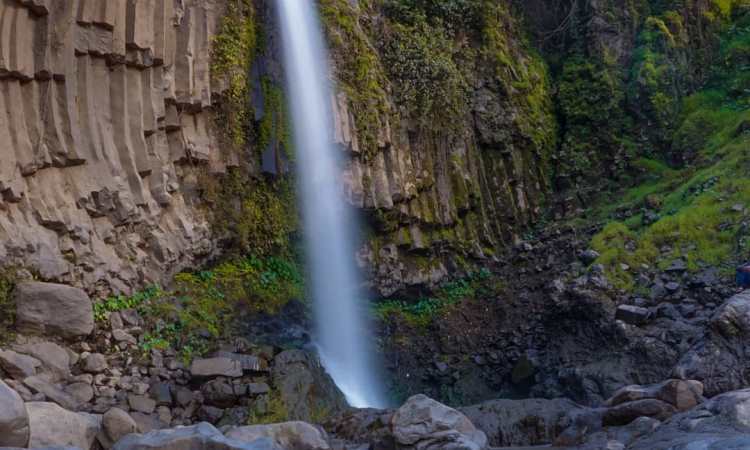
0 268 16 344
94 254 304 362
373 269 498 327
589 13 750 290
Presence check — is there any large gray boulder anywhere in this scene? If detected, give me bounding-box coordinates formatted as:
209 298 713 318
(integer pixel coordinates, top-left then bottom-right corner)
12 341 71 380
0 379 30 447
459 397 582 447
26 402 101 450
392 394 488 450
226 422 330 450
14 282 94 339
112 422 283 450
629 388 750 449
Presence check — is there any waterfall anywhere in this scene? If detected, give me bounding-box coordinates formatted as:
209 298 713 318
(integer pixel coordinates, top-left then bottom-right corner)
276 1 386 408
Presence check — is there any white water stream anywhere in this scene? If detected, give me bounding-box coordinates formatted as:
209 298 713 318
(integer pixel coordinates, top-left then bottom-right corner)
276 0 386 408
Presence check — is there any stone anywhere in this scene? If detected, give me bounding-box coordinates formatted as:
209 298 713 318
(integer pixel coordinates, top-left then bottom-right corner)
580 249 600 265
190 357 243 378
226 422 330 450
112 329 137 345
26 402 101 450
0 379 30 447
13 341 71 380
150 382 172 406
130 412 163 434
615 305 651 325
174 387 194 407
201 379 238 408
113 422 283 450
0 350 41 379
272 350 348 423
65 382 94 405
83 353 108 373
656 379 703 411
392 394 488 450
247 382 270 396
128 394 157 414
23 375 82 411
603 399 677 426
213 351 269 372
198 405 225 424
99 408 137 449
14 282 94 339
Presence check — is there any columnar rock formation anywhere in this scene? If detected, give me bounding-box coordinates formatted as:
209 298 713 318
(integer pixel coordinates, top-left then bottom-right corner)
0 0 234 293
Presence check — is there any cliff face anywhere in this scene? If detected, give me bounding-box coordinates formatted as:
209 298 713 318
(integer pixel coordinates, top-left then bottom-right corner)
321 0 557 296
0 0 237 294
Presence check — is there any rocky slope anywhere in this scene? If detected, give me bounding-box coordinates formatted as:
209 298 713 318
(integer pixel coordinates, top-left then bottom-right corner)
0 0 241 295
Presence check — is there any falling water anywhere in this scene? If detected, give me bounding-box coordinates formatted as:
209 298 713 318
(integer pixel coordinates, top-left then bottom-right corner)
276 1 386 408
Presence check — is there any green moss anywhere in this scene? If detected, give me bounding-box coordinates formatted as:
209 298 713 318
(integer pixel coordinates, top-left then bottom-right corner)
257 77 293 160
0 268 16 344
211 0 257 150
248 390 289 425
201 169 298 257
319 0 390 158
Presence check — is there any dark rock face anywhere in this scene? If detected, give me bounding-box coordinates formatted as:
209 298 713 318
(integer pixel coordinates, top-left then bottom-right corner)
459 398 582 447
14 282 94 339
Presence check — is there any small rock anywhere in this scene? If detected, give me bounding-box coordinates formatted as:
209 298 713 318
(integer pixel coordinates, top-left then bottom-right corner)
150 382 173 406
665 282 681 293
580 249 600 265
615 305 651 326
112 329 137 345
198 405 225 424
65 382 94 404
128 394 157 414
247 383 270 396
190 357 243 378
666 259 687 272
83 353 108 373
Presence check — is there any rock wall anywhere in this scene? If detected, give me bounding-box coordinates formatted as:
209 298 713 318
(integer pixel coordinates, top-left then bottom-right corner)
0 0 236 294
323 1 555 296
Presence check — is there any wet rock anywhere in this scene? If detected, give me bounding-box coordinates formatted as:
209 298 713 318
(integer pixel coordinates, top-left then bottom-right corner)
113 422 282 450
0 379 30 447
226 422 330 450
615 305 651 325
392 394 488 450
27 402 101 450
190 357 243 378
14 282 94 339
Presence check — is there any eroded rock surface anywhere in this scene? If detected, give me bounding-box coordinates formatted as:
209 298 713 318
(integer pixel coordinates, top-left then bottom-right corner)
0 0 236 294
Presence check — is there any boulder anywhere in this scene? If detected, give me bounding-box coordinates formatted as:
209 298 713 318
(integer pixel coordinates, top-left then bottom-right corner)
392 394 488 450
628 388 750 449
201 379 239 408
606 379 703 411
14 282 94 339
13 341 71 380
99 408 137 449
26 402 101 450
603 399 676 426
128 395 157 414
24 375 82 411
0 379 30 447
226 422 330 450
271 350 348 422
0 350 41 379
460 398 584 447
213 351 269 372
112 422 283 450
190 358 243 378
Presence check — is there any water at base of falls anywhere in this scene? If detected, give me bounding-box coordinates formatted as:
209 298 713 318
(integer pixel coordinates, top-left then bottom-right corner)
276 0 387 409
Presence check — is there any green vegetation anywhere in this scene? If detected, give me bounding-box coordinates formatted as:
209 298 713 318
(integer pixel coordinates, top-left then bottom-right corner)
211 0 257 150
94 255 303 362
374 269 498 327
0 268 16 344
202 170 298 257
247 391 289 425
590 10 750 290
